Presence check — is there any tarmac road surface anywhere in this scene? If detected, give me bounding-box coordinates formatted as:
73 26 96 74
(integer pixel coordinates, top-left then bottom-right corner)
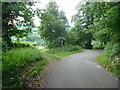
47 50 118 88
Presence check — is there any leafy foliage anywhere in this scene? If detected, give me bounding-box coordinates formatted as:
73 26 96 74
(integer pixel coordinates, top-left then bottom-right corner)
92 40 104 49
71 2 93 48
2 2 34 48
2 48 44 88
45 45 82 54
11 41 32 48
97 52 120 79
104 42 119 58
88 2 120 44
39 1 68 48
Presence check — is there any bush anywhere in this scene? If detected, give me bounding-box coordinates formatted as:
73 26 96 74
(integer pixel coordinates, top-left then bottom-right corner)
92 40 104 49
104 42 119 58
93 46 104 49
69 45 82 51
2 48 44 88
46 45 82 54
2 38 9 50
11 41 33 48
104 42 120 79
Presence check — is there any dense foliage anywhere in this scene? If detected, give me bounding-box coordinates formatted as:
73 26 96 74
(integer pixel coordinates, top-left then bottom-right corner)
97 52 120 79
2 48 44 88
71 2 93 49
88 2 120 61
45 45 82 54
39 1 69 48
2 2 47 88
2 2 34 49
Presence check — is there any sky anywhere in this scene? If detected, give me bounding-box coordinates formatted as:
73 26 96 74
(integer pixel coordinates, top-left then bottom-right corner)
33 0 82 27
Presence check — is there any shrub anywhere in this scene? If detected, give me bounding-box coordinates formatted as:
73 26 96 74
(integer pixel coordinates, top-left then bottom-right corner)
1 38 9 50
93 46 104 49
92 40 104 49
45 45 82 54
69 45 82 51
11 41 33 48
104 42 119 58
2 48 44 88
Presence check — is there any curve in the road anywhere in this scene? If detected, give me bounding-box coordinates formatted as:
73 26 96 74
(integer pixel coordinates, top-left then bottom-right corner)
47 50 118 88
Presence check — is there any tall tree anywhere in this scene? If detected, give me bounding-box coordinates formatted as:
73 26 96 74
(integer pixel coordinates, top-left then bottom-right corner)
59 10 69 27
46 0 59 18
72 2 93 48
39 1 68 48
87 2 120 57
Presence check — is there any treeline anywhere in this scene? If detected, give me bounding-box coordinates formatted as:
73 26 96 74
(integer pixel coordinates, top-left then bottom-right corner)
1 0 120 88
38 1 93 49
2 1 120 53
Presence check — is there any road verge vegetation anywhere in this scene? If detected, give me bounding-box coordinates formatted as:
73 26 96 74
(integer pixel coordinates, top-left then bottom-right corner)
97 52 120 80
42 45 83 60
2 47 47 88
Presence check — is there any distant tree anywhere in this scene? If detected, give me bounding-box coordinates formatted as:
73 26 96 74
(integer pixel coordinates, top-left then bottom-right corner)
72 2 93 48
46 0 59 18
39 1 68 48
58 10 69 28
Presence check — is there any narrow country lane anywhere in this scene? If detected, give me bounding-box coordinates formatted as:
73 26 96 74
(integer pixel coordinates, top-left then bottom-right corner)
47 50 118 88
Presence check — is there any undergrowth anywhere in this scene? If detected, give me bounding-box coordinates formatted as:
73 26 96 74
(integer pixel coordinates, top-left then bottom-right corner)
45 45 82 54
2 47 45 88
97 52 120 79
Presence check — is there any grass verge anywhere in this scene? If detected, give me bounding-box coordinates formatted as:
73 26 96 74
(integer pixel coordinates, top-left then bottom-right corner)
53 50 84 57
46 54 61 60
2 47 46 88
28 59 48 75
41 45 83 60
97 52 120 79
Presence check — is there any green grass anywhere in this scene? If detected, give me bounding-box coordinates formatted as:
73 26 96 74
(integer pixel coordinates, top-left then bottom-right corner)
28 59 48 75
45 45 82 54
32 59 48 74
41 45 83 60
46 54 61 60
93 46 104 49
97 52 109 67
2 47 45 88
53 50 82 57
97 52 120 79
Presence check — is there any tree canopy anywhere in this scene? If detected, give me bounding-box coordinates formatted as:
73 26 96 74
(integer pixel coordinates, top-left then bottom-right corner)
39 1 68 48
2 2 34 48
72 1 120 57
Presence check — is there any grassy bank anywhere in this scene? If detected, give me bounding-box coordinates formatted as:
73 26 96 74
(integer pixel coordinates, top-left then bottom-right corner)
46 54 61 60
97 52 120 79
42 45 83 60
2 47 47 88
52 50 83 57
